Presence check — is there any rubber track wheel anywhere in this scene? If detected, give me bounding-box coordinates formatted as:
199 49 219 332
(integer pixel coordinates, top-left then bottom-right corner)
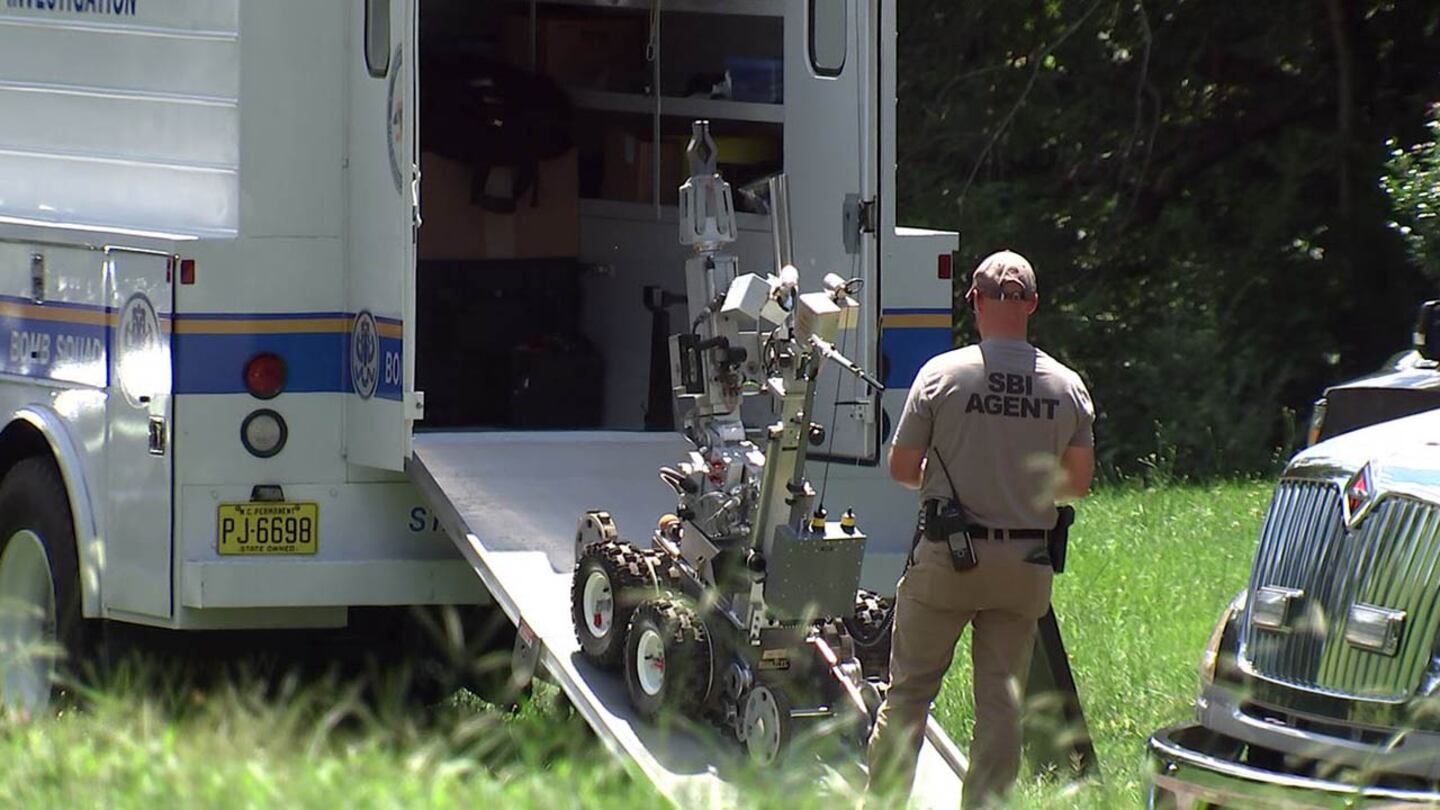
0 456 90 686
572 541 671 670
844 589 894 681
624 597 711 721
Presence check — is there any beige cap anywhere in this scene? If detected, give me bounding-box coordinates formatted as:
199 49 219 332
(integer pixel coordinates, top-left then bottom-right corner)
966 250 1036 301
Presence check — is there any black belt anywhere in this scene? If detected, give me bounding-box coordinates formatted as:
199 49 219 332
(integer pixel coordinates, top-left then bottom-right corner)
967 526 1047 541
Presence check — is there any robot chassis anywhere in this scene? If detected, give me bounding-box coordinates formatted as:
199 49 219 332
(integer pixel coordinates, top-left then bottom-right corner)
570 122 894 765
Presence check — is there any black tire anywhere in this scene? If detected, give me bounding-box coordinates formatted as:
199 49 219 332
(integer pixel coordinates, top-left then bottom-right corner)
623 597 711 721
572 541 678 670
844 589 894 682
0 455 90 710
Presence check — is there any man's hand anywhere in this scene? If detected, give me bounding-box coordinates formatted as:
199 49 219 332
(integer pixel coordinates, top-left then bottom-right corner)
888 445 926 490
1058 445 1094 500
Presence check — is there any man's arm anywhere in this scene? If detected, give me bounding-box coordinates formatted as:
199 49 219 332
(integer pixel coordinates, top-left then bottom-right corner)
889 445 926 490
1058 444 1094 500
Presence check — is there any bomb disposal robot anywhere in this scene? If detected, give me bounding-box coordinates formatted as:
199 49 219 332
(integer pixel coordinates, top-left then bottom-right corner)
570 123 893 765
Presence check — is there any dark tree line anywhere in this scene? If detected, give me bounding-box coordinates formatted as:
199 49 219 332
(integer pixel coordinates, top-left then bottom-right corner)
896 0 1440 479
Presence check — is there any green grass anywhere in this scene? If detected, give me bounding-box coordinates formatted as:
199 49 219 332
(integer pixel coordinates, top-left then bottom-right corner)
0 481 1273 808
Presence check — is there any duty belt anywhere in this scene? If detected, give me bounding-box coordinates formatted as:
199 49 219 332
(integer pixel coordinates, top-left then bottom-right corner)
918 499 1048 541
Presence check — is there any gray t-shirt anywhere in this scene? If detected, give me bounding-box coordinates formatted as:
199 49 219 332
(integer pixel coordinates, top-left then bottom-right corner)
892 339 1094 530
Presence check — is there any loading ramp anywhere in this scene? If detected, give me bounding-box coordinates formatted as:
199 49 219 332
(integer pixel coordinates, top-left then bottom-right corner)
409 431 968 808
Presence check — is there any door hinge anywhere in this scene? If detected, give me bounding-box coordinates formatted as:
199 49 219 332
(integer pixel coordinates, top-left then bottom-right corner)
30 252 45 303
838 399 876 425
843 194 877 255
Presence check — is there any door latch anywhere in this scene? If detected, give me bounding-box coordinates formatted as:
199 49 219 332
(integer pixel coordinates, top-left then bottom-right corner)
843 194 877 255
148 416 167 456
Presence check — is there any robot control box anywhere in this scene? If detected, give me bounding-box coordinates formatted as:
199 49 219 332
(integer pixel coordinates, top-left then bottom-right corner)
763 524 866 621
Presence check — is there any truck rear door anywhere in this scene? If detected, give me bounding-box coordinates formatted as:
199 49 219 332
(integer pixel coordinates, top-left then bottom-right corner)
786 0 881 462
344 0 418 472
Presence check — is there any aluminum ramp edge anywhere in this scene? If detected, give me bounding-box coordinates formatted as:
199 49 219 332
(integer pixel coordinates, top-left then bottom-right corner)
407 435 969 808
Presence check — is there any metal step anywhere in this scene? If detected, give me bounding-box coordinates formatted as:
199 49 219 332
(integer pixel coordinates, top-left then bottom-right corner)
409 430 967 807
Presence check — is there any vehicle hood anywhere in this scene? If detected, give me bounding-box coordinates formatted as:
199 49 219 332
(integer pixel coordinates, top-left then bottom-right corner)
1286 407 1440 502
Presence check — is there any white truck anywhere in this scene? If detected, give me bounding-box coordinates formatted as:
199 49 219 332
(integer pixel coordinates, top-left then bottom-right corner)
0 0 962 802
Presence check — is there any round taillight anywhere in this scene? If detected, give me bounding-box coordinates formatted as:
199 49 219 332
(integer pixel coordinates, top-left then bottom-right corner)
244 353 286 399
241 409 288 458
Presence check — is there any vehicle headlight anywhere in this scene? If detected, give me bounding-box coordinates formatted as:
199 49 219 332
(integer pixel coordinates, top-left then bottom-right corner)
1200 589 1247 686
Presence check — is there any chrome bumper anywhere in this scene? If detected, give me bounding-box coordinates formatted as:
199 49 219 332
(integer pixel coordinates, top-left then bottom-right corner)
1147 723 1440 809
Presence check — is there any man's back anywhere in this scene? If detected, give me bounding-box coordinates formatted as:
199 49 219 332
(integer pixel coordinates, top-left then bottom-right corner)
899 338 1093 530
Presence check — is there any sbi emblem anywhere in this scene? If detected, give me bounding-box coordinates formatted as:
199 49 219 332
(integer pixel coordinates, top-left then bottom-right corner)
351 310 379 400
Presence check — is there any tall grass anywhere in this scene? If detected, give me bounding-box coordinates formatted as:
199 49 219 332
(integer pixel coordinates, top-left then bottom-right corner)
0 481 1272 808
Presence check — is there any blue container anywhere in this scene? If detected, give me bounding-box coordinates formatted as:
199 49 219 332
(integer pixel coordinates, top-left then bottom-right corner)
726 57 783 104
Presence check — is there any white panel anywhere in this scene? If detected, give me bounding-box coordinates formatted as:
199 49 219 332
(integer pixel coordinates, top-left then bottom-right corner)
172 395 347 487
785 0 879 461
103 248 173 619
0 88 237 166
0 24 237 98
0 152 236 235
0 1 239 235
236 0 344 239
178 237 344 316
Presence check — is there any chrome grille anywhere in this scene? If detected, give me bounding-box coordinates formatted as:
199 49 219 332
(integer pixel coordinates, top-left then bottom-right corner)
1241 479 1440 701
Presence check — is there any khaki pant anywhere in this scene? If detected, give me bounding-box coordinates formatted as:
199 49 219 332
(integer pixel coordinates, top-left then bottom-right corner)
867 534 1053 808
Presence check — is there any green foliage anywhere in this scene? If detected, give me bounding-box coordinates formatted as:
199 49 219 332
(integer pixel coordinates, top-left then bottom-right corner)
898 1 1440 478
1383 106 1440 282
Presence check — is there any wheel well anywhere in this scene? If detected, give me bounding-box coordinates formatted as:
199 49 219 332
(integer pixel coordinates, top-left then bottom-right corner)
0 416 99 619
0 420 55 483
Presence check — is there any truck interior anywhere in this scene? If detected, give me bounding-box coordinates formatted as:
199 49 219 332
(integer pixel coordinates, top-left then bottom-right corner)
414 0 790 432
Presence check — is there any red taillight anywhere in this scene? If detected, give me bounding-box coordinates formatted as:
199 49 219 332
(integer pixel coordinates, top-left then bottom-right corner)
938 253 953 279
244 353 286 399
179 258 196 285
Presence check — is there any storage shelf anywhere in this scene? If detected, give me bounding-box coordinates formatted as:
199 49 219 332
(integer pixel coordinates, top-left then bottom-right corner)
570 89 784 124
580 198 773 232
522 0 782 18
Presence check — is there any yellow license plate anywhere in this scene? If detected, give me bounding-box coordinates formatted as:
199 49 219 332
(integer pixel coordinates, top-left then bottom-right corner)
217 502 318 555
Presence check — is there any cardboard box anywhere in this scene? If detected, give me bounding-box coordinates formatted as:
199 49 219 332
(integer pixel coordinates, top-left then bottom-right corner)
601 129 686 204
418 149 579 261
503 14 648 91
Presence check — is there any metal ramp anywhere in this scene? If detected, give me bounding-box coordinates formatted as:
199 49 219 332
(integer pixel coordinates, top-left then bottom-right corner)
409 431 968 808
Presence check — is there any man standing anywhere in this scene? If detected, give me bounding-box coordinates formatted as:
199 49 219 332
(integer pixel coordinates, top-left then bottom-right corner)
867 250 1095 808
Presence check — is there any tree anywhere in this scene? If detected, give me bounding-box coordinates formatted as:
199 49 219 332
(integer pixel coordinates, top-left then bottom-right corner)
896 0 1440 478
1383 106 1440 284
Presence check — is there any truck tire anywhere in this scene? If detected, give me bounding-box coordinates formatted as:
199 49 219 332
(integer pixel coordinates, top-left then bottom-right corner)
844 589 893 682
572 541 678 670
0 455 89 715
624 597 711 721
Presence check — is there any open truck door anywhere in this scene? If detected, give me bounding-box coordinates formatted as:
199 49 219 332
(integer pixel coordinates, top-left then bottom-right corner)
786 0 881 462
345 0 419 471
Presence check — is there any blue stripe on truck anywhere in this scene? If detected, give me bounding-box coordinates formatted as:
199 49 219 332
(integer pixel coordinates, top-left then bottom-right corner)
172 314 404 401
880 307 953 389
